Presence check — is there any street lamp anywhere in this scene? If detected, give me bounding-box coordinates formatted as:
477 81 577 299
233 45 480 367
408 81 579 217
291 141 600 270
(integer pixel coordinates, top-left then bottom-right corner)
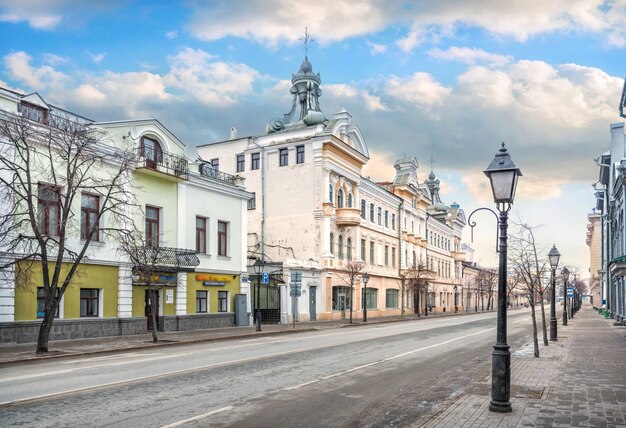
562 266 569 327
548 244 560 341
468 143 521 414
454 285 459 313
253 258 265 332
362 272 369 322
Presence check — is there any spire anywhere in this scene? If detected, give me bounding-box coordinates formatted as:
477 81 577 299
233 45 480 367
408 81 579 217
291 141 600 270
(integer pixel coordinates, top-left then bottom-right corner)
267 28 325 133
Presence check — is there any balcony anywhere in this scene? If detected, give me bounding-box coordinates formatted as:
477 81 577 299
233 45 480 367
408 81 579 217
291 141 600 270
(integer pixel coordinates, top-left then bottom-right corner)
135 147 189 181
199 163 244 187
133 246 200 271
452 251 466 262
335 207 361 226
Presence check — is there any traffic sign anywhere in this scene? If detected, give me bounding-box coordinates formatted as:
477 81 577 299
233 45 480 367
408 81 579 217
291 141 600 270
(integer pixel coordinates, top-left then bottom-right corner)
261 272 269 284
567 292 574 297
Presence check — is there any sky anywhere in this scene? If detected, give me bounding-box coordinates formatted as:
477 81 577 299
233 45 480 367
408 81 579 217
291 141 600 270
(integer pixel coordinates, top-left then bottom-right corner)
1 0 625 277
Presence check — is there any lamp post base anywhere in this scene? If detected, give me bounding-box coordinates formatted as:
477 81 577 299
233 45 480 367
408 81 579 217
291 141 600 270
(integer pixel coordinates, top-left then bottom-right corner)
549 317 558 341
489 343 512 413
255 311 262 332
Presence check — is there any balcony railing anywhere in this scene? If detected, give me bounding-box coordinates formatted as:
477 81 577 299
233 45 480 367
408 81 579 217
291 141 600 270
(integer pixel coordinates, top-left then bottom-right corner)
135 246 200 269
135 147 189 180
199 163 240 186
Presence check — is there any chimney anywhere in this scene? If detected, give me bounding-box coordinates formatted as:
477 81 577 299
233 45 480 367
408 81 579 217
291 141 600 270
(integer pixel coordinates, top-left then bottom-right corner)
230 127 238 139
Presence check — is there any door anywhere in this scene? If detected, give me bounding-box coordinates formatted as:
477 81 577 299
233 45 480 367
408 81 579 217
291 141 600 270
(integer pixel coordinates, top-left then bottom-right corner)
309 286 317 321
338 293 346 319
145 289 160 331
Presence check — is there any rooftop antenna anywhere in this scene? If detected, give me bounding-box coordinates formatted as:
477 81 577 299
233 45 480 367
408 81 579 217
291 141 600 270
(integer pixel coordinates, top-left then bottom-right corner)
299 26 314 59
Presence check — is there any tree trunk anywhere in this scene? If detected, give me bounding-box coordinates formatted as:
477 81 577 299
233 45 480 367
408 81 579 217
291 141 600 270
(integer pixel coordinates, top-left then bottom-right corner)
540 294 548 346
349 286 353 324
530 299 539 357
416 285 421 318
400 279 405 319
149 284 158 343
36 311 55 354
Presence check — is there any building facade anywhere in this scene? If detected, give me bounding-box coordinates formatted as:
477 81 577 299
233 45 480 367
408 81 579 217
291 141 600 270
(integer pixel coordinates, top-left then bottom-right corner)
586 212 602 308
0 87 251 344
197 56 467 322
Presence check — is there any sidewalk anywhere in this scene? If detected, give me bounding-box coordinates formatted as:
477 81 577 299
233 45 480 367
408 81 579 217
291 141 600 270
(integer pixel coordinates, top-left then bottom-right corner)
0 310 472 366
422 305 626 427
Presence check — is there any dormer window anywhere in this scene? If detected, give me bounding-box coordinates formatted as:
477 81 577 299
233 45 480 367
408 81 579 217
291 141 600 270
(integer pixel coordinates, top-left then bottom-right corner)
19 102 48 125
140 136 163 169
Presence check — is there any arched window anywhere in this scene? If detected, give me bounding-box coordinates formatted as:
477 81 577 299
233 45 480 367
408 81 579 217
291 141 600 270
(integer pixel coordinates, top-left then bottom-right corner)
140 136 163 169
370 203 374 222
329 184 334 204
330 233 334 255
346 238 352 259
337 188 344 208
360 199 366 219
338 235 344 258
348 193 353 208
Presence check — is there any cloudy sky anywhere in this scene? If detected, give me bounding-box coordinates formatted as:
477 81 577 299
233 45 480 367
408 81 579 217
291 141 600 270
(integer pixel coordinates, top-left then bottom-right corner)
1 0 624 275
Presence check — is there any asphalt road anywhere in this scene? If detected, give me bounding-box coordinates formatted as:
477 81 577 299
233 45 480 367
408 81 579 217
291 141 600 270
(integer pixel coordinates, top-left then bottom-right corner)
0 310 534 427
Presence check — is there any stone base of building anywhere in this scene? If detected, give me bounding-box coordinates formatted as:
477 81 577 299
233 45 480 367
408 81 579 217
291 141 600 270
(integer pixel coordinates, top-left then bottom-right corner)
158 313 235 332
0 317 147 344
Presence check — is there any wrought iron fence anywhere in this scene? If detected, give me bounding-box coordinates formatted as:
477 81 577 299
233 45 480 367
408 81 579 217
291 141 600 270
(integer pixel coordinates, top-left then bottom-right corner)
199 162 239 185
135 147 189 180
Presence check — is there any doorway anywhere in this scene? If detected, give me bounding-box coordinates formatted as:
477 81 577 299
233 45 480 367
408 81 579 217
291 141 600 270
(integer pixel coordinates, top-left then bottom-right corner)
145 289 160 331
309 286 317 321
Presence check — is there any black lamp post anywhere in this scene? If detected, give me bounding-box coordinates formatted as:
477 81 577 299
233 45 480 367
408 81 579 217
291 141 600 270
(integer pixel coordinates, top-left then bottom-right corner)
454 285 459 313
570 273 577 319
548 244 560 341
480 142 522 414
253 258 265 332
362 272 369 322
562 266 569 327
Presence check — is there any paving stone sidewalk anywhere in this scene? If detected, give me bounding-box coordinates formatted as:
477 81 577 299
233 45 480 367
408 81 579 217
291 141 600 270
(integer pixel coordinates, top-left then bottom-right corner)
422 305 626 427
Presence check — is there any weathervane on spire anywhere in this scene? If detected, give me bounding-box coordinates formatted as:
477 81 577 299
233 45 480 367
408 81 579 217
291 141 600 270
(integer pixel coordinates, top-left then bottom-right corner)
299 26 314 59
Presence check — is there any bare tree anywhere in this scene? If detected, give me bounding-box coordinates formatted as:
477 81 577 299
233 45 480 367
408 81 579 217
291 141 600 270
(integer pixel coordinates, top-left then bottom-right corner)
509 221 549 357
477 268 497 310
404 261 435 317
336 260 365 324
0 110 134 354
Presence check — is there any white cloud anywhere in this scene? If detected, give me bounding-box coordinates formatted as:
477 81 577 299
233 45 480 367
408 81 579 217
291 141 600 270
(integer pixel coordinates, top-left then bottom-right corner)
367 42 387 55
88 52 106 64
0 0 117 30
385 72 451 106
362 149 397 181
42 53 68 66
166 31 178 40
4 51 68 91
395 27 424 53
326 84 389 112
428 47 512 67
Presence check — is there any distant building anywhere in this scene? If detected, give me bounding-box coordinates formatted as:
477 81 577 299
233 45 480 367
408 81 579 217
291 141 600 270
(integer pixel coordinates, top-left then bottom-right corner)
586 212 602 308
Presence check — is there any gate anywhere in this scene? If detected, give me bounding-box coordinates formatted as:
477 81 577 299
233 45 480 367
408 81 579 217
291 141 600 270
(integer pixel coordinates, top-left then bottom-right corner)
252 284 281 324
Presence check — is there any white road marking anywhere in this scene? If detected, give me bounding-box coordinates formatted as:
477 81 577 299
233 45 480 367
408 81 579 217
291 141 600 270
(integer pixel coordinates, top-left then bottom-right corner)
160 406 233 428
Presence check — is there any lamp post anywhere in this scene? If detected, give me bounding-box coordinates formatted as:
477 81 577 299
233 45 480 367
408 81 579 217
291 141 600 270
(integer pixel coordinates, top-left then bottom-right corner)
562 266 569 327
548 245 560 341
253 259 265 332
454 285 459 313
468 143 521 414
362 272 369 322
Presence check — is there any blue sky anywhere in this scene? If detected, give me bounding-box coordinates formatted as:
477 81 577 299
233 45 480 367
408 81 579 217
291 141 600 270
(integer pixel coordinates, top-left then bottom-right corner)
1 0 625 275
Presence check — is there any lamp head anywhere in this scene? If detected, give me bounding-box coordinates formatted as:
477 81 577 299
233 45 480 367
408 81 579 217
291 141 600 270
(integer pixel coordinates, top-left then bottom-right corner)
362 272 369 285
484 143 522 205
548 244 560 269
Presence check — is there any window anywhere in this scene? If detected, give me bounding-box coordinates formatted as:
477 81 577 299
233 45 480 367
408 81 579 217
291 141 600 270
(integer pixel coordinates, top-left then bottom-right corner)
362 288 377 310
37 287 59 319
218 221 228 256
386 289 399 308
247 192 256 210
337 188 344 208
378 207 382 225
296 145 305 164
279 148 289 166
370 240 375 264
361 239 366 261
38 183 61 236
251 152 260 170
236 154 245 172
140 136 163 169
196 217 207 254
218 291 228 312
384 210 389 227
413 251 417 267
392 214 396 230
385 245 389 266
360 200 366 219
347 193 353 208
80 289 99 317
81 193 99 241
347 238 352 259
196 291 208 313
330 233 334 255
392 247 396 268
411 221 414 234
211 158 219 171
338 235 343 259
332 286 351 311
145 206 160 247
329 184 334 203
370 204 374 222
19 102 48 124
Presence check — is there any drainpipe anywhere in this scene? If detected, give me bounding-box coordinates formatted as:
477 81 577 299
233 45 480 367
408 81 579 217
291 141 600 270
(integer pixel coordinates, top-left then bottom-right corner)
250 139 266 261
